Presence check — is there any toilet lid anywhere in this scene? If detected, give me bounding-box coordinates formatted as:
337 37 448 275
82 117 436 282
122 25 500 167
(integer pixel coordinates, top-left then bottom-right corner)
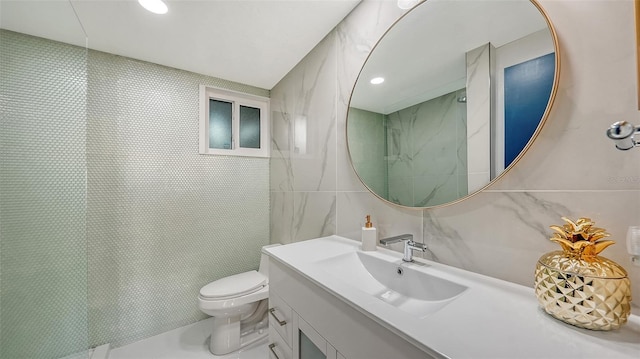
199 270 267 299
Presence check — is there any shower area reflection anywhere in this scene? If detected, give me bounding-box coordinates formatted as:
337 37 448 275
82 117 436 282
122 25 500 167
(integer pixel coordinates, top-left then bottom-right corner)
0 2 90 358
347 88 469 208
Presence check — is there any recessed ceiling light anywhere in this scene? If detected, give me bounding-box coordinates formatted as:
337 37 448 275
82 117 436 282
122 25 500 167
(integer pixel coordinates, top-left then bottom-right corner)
370 77 385 85
138 0 168 15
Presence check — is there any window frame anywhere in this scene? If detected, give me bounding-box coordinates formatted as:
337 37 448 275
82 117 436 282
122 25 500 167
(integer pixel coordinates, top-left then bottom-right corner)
199 85 270 158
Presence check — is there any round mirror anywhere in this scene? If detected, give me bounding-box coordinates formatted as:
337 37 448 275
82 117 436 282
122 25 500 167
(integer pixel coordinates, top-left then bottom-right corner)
347 0 559 209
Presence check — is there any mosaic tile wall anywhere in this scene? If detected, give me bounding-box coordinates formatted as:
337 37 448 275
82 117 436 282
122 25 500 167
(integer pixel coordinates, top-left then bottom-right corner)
2 28 270 354
346 107 387 198
86 50 270 348
0 30 89 359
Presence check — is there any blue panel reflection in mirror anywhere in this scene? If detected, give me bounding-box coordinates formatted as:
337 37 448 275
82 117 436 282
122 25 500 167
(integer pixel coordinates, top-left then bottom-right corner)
504 52 555 167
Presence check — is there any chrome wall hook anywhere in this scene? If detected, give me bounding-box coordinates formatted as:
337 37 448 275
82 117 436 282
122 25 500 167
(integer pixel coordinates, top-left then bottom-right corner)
606 121 640 150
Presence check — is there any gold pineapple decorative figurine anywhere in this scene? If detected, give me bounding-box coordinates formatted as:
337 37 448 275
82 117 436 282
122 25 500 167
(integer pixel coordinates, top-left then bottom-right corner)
534 217 631 330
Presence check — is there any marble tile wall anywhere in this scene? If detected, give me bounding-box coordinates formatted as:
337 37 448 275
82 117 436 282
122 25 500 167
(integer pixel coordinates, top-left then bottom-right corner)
386 90 467 207
270 0 408 245
466 43 492 192
269 0 640 313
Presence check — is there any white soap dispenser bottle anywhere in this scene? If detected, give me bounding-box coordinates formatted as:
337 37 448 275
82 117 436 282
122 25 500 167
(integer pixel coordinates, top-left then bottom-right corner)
361 215 377 251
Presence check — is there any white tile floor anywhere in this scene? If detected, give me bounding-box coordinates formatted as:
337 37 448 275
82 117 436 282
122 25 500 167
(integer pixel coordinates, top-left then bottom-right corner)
108 318 268 359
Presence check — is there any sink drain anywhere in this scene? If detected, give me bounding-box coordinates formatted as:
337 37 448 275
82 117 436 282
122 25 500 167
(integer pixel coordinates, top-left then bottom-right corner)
396 267 404 276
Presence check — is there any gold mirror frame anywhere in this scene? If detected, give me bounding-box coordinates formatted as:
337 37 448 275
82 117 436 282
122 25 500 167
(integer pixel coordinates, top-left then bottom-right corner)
346 0 561 210
636 0 640 109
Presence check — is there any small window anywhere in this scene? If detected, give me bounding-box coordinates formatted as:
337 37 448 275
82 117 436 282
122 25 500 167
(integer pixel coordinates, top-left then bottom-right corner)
199 85 270 157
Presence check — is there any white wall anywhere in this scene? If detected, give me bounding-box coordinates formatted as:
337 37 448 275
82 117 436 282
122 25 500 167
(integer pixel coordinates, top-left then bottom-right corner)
270 0 640 314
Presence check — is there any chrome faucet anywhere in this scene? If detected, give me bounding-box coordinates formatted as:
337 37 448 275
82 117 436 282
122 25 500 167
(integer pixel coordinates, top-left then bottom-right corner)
379 234 427 262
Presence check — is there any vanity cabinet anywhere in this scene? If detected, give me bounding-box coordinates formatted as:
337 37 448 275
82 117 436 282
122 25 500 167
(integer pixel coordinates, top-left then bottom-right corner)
268 258 434 359
268 292 293 359
268 288 342 359
295 315 340 359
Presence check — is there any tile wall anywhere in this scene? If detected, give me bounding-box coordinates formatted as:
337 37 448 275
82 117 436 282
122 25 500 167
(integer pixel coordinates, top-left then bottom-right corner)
347 107 387 198
86 50 270 348
269 0 640 312
0 30 89 359
1 29 271 353
386 90 467 207
465 43 492 192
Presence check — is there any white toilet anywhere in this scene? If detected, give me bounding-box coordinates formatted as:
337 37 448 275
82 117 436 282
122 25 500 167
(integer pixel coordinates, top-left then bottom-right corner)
198 244 279 355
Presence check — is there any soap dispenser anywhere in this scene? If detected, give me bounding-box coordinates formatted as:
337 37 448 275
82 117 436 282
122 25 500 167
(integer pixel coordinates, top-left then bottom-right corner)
361 215 377 251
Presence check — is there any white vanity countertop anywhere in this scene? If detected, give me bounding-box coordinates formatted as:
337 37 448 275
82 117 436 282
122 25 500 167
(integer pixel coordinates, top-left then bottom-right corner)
264 235 640 359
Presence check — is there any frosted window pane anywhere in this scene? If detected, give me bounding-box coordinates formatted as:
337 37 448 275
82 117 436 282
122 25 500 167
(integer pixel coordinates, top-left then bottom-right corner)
239 105 260 149
209 99 233 149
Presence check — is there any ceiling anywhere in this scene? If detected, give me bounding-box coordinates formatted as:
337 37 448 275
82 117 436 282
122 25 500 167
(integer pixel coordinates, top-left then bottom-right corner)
0 0 361 90
351 0 551 114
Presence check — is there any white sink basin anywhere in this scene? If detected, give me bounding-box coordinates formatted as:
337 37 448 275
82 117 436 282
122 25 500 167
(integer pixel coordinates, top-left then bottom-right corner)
316 250 467 318
265 236 640 359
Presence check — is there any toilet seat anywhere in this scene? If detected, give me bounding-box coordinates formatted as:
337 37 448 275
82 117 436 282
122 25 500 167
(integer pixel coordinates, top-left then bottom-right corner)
199 270 267 300
198 244 279 356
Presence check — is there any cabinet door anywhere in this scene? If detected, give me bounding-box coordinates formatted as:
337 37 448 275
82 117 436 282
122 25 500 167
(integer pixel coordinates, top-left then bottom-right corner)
293 315 338 359
269 325 292 359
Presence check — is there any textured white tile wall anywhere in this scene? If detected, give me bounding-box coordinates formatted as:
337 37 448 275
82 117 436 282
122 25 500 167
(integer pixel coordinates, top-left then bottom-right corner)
86 50 270 348
269 0 640 314
0 30 89 358
1 28 271 355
